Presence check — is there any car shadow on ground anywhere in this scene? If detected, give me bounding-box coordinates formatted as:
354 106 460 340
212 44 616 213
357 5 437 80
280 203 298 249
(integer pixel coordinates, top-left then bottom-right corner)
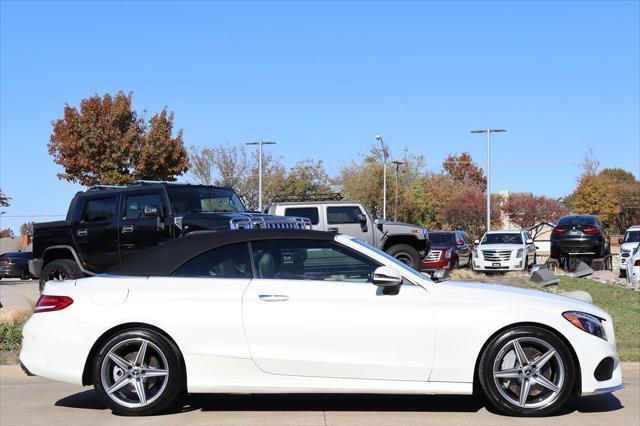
55 390 624 416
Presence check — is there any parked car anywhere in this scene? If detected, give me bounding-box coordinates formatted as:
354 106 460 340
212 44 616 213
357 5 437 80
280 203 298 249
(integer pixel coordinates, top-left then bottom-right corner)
472 230 537 271
619 225 640 278
266 200 430 269
625 244 640 289
0 251 33 280
29 182 311 291
22 229 622 417
550 215 610 259
421 231 474 271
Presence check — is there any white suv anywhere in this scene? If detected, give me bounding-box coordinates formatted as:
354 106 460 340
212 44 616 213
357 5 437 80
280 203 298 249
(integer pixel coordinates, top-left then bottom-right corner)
619 225 640 278
472 230 537 271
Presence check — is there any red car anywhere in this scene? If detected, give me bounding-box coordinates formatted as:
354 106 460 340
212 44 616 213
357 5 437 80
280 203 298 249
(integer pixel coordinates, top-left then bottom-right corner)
421 231 474 270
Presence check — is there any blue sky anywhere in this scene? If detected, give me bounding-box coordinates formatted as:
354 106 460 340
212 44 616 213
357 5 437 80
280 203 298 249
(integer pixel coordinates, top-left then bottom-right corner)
1 1 639 231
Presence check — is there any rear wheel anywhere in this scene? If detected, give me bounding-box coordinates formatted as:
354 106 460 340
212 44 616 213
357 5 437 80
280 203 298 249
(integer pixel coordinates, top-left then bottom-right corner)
93 329 184 416
619 269 627 278
385 244 421 269
39 259 84 292
20 266 31 280
478 325 575 416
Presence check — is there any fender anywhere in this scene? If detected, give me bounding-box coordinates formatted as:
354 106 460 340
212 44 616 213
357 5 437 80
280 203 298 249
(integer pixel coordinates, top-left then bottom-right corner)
43 245 96 276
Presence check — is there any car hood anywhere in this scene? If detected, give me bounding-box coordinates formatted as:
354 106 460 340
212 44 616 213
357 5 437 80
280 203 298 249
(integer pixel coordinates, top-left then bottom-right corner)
436 280 608 318
477 244 521 251
621 242 640 252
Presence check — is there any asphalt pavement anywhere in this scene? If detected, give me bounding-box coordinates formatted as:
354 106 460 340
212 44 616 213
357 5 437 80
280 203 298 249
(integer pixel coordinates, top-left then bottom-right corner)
1 363 638 426
0 279 39 309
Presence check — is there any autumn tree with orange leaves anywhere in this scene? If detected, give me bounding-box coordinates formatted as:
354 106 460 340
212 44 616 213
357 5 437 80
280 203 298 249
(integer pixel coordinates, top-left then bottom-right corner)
49 92 190 186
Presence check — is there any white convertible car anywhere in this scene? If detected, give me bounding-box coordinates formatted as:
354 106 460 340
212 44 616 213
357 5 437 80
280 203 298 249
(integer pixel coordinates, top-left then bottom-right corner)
21 230 622 417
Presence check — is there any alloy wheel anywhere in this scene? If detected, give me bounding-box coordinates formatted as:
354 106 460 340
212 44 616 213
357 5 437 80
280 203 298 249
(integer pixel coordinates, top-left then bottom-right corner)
100 338 170 408
492 337 565 409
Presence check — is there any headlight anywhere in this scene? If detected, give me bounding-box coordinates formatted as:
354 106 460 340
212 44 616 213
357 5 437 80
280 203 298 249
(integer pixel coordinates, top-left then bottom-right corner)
563 311 607 340
516 248 523 258
473 249 479 258
445 249 453 259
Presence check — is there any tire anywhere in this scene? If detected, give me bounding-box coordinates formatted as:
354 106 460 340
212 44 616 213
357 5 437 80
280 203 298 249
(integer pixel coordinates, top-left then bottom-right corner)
39 259 84 292
385 244 421 269
93 328 184 416
20 266 31 281
620 269 627 278
597 244 606 259
550 247 560 260
478 325 575 417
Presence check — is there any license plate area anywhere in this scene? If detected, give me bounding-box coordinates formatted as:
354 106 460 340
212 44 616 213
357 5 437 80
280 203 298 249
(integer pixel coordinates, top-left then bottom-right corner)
569 230 580 236
492 262 501 267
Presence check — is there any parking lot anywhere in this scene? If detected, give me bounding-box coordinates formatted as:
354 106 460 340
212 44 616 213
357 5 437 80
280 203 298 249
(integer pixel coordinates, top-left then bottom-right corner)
0 279 39 309
0 363 638 426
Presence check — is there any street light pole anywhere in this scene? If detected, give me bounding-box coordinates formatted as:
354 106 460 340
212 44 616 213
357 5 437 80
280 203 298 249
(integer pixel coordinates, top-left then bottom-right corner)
375 133 388 220
470 128 506 232
245 140 276 212
391 160 404 221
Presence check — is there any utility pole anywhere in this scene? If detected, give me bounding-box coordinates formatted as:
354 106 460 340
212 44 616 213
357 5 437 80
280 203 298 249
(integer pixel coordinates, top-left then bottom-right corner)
374 133 388 220
245 140 277 212
470 129 506 232
391 160 404 221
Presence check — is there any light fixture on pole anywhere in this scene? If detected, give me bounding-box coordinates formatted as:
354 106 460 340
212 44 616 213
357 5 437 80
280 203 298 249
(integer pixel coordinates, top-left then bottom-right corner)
470 128 506 232
245 140 277 212
374 133 389 220
391 160 404 221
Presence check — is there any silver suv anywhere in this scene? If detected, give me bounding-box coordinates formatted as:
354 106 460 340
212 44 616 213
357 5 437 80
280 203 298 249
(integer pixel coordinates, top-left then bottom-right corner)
266 200 430 269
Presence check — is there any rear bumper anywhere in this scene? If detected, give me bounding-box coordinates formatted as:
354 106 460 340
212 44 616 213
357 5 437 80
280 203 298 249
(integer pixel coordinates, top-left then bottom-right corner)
551 236 601 253
0 265 22 278
28 259 43 278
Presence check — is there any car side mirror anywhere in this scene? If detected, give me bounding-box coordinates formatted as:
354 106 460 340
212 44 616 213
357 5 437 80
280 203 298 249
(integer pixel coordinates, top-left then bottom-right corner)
143 205 160 217
474 239 480 245
526 239 534 245
372 266 403 287
619 237 623 244
356 214 368 232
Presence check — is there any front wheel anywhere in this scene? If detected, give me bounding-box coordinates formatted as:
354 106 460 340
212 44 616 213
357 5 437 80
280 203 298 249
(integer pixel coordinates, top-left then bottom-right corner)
385 244 421 269
93 329 184 416
478 325 575 416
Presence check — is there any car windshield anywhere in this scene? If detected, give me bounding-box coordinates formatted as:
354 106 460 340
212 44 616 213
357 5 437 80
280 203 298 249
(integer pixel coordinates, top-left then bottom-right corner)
350 238 427 283
624 231 640 243
167 186 246 214
557 216 597 227
480 233 523 245
429 234 455 245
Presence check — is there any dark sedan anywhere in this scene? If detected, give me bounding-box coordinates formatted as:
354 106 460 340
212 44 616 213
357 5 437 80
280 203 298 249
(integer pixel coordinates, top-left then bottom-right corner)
550 215 610 258
0 251 33 280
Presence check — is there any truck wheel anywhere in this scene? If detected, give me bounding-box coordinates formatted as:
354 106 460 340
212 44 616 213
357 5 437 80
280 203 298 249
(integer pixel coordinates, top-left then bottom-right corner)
39 259 84 292
386 244 421 269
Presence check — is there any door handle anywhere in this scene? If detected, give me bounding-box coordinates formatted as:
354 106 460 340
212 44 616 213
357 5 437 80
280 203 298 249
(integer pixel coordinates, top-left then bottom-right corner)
328 227 339 232
259 294 289 302
76 229 88 237
122 225 134 233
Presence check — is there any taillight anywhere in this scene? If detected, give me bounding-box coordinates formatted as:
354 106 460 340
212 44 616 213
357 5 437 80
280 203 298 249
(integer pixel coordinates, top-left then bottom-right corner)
34 295 74 313
582 227 600 235
552 227 566 236
635 259 640 267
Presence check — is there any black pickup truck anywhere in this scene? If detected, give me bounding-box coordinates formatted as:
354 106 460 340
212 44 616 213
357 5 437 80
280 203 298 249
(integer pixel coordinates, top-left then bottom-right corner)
30 182 310 290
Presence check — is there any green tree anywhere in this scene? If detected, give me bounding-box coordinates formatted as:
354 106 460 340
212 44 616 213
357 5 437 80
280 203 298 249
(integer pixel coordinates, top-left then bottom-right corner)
571 175 620 225
49 91 190 186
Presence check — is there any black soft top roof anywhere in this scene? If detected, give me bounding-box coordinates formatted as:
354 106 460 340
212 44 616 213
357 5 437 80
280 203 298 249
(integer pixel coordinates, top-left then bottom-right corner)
106 229 335 277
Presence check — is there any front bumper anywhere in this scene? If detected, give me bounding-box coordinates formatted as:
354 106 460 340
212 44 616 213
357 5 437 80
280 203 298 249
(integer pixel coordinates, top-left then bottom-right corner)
472 257 525 271
28 259 43 279
421 258 453 271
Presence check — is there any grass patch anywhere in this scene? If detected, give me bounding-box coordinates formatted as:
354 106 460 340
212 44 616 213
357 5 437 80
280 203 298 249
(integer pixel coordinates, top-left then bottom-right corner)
517 277 640 361
0 304 34 363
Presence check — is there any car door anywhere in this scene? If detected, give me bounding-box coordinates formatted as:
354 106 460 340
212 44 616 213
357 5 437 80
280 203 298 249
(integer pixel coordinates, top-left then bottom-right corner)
119 191 172 260
324 204 374 245
242 238 434 381
73 195 120 272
